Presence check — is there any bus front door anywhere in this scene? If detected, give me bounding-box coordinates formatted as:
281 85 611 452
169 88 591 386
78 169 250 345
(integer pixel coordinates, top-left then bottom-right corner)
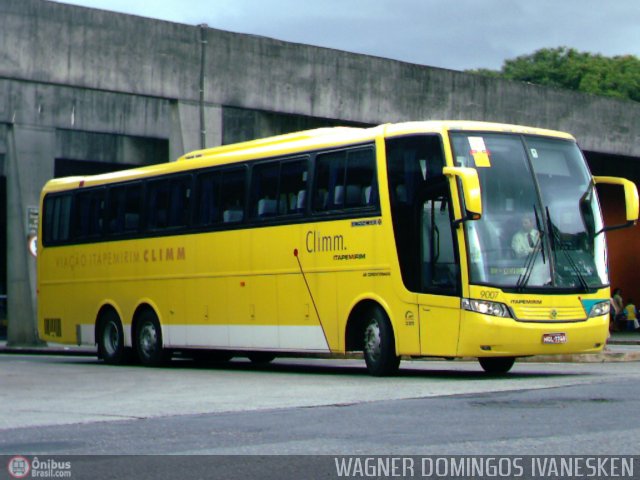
416 187 461 357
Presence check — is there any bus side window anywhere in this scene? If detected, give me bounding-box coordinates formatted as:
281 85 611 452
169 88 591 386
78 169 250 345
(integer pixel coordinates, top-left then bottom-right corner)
196 167 246 226
314 150 344 211
279 160 307 215
147 179 170 230
346 148 377 207
313 158 328 212
146 175 192 230
313 147 377 212
74 189 105 240
196 171 221 226
168 176 192 228
43 193 72 244
251 158 308 219
221 167 246 224
251 163 280 219
106 184 142 235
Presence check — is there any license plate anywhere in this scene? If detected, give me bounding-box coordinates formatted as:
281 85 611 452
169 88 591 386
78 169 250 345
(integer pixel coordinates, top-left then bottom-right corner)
542 332 567 344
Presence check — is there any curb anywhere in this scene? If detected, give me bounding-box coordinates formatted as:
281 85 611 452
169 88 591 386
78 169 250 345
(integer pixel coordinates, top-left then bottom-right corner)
0 345 96 356
0 341 98 357
522 350 640 363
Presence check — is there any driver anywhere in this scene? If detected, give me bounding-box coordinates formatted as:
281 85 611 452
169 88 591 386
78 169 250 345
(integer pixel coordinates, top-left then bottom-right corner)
512 216 540 258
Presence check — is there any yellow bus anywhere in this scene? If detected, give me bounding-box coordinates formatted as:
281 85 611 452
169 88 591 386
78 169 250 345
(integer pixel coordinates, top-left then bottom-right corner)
37 121 639 375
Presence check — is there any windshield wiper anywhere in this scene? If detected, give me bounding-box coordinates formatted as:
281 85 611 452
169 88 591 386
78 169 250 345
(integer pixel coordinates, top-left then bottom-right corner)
516 205 545 292
545 206 590 292
515 234 542 292
534 206 545 265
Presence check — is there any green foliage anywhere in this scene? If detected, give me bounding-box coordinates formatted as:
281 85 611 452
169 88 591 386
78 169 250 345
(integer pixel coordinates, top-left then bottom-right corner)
468 47 640 102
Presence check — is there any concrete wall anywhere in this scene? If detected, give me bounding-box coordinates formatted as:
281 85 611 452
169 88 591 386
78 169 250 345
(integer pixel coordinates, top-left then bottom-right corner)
1 0 639 344
3 0 640 155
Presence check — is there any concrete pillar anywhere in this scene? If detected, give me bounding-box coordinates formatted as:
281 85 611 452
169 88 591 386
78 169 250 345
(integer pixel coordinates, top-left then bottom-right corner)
204 104 223 149
169 101 222 161
6 125 54 346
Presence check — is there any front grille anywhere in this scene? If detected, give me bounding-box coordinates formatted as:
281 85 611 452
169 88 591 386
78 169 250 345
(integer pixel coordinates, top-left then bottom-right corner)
513 305 586 322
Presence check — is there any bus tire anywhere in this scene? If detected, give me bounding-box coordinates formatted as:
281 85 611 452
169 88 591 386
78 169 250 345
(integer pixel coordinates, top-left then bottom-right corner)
97 310 130 365
479 356 515 374
135 310 168 367
363 306 400 376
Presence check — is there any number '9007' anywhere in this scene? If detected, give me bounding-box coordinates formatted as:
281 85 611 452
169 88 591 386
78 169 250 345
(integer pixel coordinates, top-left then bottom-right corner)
480 290 499 300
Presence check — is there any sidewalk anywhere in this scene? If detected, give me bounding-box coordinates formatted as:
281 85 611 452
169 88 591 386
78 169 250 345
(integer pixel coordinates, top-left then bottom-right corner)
0 339 96 356
608 330 640 346
517 331 640 363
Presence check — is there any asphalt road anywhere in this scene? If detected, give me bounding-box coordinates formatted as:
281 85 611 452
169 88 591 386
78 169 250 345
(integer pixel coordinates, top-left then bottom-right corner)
1 354 639 478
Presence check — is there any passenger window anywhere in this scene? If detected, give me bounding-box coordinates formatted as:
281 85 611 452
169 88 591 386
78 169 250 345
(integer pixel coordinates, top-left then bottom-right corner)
106 184 142 235
279 161 308 214
169 176 191 228
43 194 72 244
346 149 377 206
147 179 171 230
221 168 245 223
252 163 280 218
147 176 191 230
250 159 308 219
74 189 105 239
314 151 345 211
197 167 246 226
313 147 377 212
196 171 222 226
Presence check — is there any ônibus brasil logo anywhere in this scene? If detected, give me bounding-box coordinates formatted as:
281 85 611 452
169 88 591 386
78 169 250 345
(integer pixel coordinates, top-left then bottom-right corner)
7 456 30 479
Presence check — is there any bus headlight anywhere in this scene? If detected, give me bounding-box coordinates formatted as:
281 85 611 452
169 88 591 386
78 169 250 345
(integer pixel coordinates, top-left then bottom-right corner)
462 298 512 318
588 301 610 318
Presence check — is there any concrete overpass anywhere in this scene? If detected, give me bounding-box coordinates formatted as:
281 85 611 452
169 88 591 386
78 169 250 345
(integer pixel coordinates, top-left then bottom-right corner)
2 0 639 344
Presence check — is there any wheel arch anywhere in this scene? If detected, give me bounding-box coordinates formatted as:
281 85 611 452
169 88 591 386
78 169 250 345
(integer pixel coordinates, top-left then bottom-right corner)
94 302 124 346
344 296 396 352
131 300 164 352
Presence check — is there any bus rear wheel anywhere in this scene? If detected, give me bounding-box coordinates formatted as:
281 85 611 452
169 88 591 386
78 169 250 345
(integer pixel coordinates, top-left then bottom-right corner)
479 356 516 374
136 311 168 367
363 307 400 376
97 310 130 365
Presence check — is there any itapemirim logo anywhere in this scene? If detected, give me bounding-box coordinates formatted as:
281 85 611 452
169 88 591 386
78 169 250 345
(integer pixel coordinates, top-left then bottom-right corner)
7 456 30 479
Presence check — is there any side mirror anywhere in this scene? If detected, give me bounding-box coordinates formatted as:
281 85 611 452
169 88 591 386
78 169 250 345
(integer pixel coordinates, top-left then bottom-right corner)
443 166 482 223
594 176 639 232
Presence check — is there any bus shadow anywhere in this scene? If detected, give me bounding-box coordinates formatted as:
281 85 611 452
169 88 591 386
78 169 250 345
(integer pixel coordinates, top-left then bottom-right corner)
47 354 596 380
165 356 591 380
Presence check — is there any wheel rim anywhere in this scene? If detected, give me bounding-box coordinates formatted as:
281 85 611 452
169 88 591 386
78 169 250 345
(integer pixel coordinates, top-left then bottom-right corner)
139 322 158 359
102 320 120 356
364 319 381 363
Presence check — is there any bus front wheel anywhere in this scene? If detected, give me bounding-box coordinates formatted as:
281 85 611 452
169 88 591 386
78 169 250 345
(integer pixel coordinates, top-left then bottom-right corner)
479 356 515 374
363 307 400 376
97 310 130 365
135 311 168 367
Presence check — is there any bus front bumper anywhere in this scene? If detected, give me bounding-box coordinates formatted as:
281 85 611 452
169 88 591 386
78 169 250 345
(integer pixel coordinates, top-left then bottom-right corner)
457 312 609 358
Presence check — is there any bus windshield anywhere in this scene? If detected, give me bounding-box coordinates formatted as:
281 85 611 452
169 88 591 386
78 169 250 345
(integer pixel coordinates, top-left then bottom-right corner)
451 132 607 292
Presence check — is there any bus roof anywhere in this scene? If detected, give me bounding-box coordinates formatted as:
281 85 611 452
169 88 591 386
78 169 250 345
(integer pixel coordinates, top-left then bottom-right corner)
383 120 576 140
41 120 576 193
